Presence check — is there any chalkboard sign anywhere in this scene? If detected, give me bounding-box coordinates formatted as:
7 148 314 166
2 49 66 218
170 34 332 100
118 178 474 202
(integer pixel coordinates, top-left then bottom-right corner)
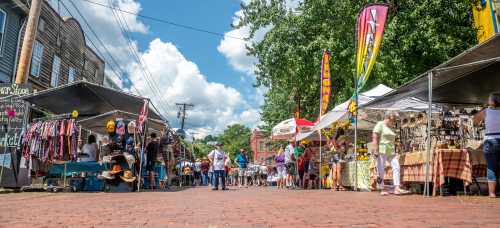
0 83 31 187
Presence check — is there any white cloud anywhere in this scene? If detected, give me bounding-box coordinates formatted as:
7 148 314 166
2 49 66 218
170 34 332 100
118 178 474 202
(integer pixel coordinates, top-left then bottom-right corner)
128 39 261 135
54 0 262 135
219 1 301 75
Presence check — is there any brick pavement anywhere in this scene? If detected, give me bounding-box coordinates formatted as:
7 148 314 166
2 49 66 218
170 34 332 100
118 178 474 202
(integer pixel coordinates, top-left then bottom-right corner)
1 187 500 227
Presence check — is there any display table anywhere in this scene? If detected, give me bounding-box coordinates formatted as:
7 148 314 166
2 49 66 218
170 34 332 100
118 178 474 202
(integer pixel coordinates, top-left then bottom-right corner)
432 149 473 196
48 162 106 177
341 160 371 191
399 151 432 183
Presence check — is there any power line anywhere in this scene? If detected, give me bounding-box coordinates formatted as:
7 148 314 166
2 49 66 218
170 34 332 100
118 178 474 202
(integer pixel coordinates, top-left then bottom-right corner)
59 1 129 92
108 0 174 114
79 0 246 41
64 0 172 118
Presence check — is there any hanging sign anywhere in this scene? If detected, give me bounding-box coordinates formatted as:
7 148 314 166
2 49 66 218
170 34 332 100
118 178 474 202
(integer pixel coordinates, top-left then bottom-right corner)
0 83 32 187
320 49 332 116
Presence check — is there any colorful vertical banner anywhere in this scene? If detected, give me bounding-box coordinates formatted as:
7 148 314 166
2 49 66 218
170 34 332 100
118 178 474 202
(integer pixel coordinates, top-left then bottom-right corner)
137 99 149 133
349 4 390 117
355 3 390 92
320 49 332 116
473 0 499 44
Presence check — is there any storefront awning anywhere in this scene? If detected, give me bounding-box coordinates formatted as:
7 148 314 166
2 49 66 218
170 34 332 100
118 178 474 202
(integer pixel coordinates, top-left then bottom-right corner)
20 81 164 120
366 33 500 107
77 110 166 135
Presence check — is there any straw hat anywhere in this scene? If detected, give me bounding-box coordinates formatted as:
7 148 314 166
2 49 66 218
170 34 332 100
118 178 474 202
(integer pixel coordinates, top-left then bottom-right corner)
97 171 115 180
109 164 123 174
120 170 136 182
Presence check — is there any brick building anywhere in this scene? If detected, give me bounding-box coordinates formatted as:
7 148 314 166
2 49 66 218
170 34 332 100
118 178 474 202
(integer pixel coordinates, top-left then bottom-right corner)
250 129 274 165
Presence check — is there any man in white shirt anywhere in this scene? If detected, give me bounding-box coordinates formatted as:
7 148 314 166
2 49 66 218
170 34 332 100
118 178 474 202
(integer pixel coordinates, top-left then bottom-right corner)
208 142 228 191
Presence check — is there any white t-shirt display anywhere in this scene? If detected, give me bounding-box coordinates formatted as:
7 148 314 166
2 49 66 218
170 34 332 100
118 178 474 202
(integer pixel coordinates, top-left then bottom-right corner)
284 144 294 163
208 149 227 171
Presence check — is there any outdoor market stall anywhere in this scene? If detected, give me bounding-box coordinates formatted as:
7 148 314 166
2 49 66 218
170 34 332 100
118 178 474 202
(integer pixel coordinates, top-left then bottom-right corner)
364 33 500 196
19 81 166 192
296 84 394 190
301 84 438 191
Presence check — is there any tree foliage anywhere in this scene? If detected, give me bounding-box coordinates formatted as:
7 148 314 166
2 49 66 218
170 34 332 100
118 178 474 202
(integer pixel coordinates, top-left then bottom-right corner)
218 124 252 160
238 0 476 132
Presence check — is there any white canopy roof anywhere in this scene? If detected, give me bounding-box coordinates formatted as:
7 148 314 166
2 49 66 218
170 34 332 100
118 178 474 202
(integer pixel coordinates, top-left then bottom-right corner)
314 84 394 131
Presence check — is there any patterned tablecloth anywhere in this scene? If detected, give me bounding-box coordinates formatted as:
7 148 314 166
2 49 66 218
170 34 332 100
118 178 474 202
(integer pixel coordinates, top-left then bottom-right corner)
432 149 473 196
341 160 371 191
366 149 486 194
341 149 486 193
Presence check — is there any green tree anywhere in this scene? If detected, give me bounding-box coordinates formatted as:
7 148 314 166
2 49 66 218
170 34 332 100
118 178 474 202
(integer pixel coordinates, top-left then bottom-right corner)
239 0 476 132
218 124 252 160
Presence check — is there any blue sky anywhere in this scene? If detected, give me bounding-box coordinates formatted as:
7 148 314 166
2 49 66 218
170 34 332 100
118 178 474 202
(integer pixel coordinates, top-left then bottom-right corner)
55 0 264 137
134 0 252 100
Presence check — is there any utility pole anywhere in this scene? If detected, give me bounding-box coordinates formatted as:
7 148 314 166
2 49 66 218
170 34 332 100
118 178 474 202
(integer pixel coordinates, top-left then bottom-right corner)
15 0 43 84
176 103 194 130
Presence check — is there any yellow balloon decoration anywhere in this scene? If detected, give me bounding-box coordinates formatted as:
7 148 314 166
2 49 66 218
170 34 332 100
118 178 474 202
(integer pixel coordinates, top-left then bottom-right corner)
71 110 79 119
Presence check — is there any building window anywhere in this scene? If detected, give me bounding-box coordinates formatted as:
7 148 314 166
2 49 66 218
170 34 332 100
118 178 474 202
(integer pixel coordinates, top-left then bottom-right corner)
259 142 266 152
50 56 61 87
30 41 44 77
68 67 76 83
38 18 45 32
0 9 7 56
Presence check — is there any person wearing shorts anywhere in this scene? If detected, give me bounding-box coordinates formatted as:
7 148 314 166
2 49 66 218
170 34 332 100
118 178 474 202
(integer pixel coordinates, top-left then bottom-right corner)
235 148 249 187
284 140 296 188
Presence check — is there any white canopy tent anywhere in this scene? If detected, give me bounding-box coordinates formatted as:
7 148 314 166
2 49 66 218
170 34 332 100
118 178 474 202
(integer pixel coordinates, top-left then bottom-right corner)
296 84 393 141
314 84 393 131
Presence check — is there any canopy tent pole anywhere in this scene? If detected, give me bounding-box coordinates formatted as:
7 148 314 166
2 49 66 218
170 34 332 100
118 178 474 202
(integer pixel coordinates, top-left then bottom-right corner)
354 74 359 191
137 99 151 192
319 131 323 189
424 71 433 197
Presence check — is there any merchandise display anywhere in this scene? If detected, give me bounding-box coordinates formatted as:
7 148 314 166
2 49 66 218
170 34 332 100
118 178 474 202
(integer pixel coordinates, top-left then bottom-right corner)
22 119 80 162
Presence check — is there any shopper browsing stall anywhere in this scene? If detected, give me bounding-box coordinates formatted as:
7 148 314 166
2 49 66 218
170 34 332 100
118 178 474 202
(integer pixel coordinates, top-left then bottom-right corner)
79 135 99 162
146 133 160 189
474 93 500 198
372 111 409 195
331 128 348 191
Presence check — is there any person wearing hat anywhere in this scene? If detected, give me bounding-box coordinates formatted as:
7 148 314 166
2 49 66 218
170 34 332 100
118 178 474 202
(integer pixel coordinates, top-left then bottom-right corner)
146 133 160 189
208 142 228 190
